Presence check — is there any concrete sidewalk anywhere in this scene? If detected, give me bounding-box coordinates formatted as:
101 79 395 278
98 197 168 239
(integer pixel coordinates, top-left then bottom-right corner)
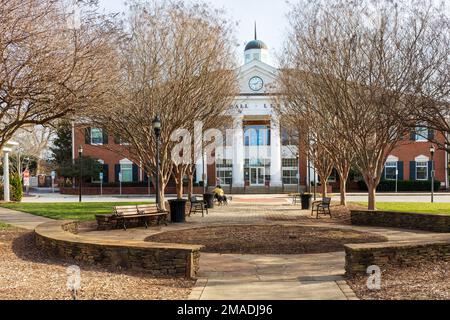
0 207 52 230
189 252 357 300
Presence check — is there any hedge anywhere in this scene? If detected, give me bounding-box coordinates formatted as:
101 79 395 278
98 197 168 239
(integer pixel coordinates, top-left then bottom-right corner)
0 173 24 202
357 180 442 192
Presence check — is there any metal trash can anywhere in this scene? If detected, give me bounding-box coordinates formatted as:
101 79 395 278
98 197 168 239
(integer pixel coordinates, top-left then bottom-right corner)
301 194 313 210
169 199 187 223
203 193 215 209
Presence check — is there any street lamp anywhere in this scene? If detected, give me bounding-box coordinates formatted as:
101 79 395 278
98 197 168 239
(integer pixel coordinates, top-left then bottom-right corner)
152 116 162 209
296 153 300 194
430 144 436 203
2 141 19 202
313 166 317 201
78 145 83 203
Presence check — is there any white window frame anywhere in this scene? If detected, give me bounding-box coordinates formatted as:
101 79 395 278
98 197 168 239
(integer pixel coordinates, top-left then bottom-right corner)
216 159 233 186
385 161 398 181
90 128 103 145
119 159 133 183
416 161 429 181
282 158 299 185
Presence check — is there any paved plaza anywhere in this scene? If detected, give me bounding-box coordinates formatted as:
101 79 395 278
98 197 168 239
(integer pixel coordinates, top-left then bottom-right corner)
2 199 449 300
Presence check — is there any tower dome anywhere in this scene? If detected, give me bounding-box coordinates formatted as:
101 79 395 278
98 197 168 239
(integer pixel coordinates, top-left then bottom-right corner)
245 39 268 51
244 23 269 64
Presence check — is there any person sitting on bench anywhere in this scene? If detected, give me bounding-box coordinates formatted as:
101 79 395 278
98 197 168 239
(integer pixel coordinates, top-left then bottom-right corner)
213 185 228 205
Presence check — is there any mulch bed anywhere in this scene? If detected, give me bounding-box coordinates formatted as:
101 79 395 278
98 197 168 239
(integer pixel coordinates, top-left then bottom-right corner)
264 204 355 225
146 225 387 255
347 261 449 300
0 228 194 300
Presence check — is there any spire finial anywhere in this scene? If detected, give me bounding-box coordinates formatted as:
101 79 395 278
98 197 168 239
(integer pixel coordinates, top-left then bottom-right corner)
254 21 257 40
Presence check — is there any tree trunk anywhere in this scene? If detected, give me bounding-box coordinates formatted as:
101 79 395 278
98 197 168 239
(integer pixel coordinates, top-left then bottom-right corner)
158 185 167 211
339 179 347 206
36 160 42 175
176 169 184 199
368 182 377 211
322 181 328 199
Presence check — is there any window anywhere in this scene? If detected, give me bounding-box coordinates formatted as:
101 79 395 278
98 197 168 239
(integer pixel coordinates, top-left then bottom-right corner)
282 158 298 167
216 160 232 185
91 128 103 145
92 160 104 183
282 158 299 185
416 161 428 180
328 169 338 183
415 127 428 142
385 161 398 180
283 169 298 185
244 126 271 146
120 163 133 182
217 170 232 185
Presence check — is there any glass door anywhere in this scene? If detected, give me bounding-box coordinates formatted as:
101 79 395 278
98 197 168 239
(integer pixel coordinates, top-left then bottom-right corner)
250 167 265 186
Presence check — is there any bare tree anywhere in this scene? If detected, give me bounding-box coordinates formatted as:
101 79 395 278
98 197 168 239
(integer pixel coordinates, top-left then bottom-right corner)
12 125 54 174
276 73 353 205
88 0 237 208
0 0 121 150
280 0 449 210
309 137 334 198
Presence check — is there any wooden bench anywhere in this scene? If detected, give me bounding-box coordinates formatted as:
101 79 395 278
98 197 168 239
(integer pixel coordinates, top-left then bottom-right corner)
137 204 169 226
114 205 169 231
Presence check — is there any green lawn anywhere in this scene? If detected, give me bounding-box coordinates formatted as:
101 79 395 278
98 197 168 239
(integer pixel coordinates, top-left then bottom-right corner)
0 202 153 221
354 202 450 215
0 222 11 230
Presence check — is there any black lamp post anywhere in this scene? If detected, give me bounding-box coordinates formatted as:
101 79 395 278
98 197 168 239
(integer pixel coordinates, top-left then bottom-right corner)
152 116 162 209
78 146 83 203
313 166 317 201
296 153 301 194
430 144 436 203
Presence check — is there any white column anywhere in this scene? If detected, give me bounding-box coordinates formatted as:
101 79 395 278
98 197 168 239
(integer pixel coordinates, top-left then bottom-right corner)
195 155 204 183
270 117 282 187
232 116 245 187
3 149 10 202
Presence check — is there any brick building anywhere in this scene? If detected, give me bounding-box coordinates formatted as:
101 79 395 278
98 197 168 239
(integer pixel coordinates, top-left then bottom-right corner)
70 32 449 194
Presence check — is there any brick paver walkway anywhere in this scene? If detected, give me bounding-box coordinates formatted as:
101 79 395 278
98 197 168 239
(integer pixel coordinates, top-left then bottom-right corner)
76 202 449 300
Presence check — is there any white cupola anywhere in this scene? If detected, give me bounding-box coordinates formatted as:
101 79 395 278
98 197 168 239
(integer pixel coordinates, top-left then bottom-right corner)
244 23 269 64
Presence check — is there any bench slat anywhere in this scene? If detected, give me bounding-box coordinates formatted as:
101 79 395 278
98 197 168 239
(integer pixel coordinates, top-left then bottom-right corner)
115 213 168 219
115 206 139 217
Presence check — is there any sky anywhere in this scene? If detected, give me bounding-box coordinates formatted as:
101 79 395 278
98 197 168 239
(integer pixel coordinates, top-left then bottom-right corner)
97 0 450 66
97 0 291 66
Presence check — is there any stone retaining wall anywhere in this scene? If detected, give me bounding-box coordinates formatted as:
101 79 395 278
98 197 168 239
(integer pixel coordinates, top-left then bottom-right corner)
351 210 450 233
344 240 450 276
35 221 203 278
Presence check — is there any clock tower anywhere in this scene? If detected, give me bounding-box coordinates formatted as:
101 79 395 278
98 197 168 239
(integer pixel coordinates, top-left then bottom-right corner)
244 23 269 64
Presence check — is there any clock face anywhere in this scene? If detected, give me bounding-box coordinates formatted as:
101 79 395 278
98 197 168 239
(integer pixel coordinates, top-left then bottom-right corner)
249 76 264 92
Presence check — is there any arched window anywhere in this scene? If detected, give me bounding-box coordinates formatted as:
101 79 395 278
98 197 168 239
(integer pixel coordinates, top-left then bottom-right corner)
385 156 399 180
415 155 430 181
119 159 133 183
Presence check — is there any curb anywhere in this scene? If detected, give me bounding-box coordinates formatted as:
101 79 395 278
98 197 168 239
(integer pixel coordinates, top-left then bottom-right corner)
188 278 208 300
336 280 359 300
